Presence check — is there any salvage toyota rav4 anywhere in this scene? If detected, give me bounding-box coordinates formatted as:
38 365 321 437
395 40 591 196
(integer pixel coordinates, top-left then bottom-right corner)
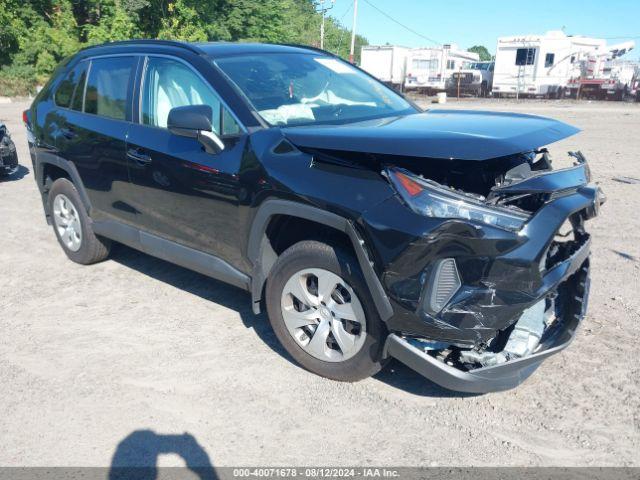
25 41 604 392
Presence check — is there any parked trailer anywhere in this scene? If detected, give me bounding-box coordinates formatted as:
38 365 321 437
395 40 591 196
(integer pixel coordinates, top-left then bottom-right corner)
360 45 409 90
404 45 479 94
492 31 606 98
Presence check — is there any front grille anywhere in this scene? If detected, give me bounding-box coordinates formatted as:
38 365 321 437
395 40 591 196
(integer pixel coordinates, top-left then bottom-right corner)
453 73 474 84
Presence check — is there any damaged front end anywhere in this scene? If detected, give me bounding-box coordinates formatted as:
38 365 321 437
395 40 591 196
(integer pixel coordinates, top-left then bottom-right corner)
361 149 603 393
283 109 602 392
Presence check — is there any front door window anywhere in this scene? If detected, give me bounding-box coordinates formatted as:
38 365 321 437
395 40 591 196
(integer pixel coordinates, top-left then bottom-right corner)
141 57 240 135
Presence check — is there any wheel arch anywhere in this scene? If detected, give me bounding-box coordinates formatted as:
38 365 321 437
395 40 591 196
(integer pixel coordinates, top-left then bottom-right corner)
37 156 92 221
247 199 394 322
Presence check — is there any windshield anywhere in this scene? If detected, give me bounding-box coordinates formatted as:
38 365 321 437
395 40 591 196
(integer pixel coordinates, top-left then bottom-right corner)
469 62 490 70
215 53 415 127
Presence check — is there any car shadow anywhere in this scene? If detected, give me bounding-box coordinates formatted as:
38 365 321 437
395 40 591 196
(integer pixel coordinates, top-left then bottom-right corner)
0 164 29 182
374 359 480 398
110 244 292 364
110 244 468 398
109 430 217 480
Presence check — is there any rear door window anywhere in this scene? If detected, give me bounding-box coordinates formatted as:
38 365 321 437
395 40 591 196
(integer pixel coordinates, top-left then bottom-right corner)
84 56 136 120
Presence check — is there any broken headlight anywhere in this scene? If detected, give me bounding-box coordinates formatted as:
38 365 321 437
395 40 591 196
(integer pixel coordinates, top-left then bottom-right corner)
386 167 529 232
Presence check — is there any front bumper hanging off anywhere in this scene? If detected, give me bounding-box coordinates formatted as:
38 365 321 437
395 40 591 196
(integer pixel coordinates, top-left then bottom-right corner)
385 251 590 394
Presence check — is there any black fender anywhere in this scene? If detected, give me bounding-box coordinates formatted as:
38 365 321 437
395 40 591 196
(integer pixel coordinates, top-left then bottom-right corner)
247 199 394 321
36 153 92 220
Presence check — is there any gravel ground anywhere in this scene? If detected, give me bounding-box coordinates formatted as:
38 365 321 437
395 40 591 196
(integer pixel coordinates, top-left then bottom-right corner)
0 97 639 468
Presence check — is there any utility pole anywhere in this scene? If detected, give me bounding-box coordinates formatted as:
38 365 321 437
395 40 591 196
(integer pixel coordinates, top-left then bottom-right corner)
315 0 335 50
349 0 359 63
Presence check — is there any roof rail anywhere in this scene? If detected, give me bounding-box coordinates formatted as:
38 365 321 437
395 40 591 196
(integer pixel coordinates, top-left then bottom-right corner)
80 39 205 55
277 43 337 57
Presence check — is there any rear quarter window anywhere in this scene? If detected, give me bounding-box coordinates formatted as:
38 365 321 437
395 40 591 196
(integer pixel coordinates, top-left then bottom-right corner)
84 56 136 120
54 64 85 108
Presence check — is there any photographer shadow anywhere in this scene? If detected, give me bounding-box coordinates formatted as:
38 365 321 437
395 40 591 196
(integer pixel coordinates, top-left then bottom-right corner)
109 430 217 480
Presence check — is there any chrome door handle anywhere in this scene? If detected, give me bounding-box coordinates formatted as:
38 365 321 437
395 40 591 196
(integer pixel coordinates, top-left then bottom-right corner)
127 148 152 165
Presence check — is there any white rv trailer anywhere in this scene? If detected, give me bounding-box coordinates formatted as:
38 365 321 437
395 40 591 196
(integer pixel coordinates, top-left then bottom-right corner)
404 45 479 93
360 45 409 89
492 31 606 98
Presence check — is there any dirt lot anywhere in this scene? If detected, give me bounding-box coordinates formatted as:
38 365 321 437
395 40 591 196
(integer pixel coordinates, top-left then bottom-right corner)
1 97 639 468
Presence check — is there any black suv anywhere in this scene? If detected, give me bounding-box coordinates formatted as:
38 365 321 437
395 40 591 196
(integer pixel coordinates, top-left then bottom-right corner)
25 40 604 393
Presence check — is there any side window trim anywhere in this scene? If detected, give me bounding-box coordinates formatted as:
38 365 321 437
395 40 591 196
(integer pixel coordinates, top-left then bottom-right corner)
79 60 91 113
139 53 247 137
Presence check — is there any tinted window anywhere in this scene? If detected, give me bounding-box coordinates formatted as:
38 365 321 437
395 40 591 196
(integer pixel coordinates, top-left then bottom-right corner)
516 48 536 66
141 57 240 135
84 57 135 120
545 53 555 68
54 64 85 108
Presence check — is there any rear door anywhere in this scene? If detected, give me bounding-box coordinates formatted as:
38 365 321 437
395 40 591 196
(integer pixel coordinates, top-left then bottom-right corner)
124 55 247 264
55 55 139 224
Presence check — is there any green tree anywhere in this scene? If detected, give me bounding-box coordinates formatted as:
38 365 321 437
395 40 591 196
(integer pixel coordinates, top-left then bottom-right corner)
468 45 492 61
84 0 142 44
0 0 368 95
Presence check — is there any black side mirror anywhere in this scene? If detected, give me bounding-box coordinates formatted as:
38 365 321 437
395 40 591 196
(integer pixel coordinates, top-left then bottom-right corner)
167 105 224 154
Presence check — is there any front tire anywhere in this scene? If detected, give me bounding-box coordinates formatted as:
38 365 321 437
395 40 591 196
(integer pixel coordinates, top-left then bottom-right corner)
266 240 387 382
48 178 111 265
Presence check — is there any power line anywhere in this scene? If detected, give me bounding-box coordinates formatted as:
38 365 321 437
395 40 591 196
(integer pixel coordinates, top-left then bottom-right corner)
361 0 440 46
332 1 354 54
336 0 353 23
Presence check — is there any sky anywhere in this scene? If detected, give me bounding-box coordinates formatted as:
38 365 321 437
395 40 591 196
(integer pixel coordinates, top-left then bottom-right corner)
326 0 640 58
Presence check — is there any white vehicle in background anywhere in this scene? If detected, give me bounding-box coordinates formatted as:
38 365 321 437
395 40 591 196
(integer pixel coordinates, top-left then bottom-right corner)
630 66 640 102
447 61 494 97
404 45 479 94
492 31 605 98
565 43 636 100
360 45 409 90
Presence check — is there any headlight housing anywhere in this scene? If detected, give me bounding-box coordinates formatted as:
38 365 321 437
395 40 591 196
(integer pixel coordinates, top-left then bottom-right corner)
386 167 529 232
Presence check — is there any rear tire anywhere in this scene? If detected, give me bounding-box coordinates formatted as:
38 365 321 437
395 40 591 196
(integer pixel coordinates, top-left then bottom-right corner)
266 240 387 382
48 178 111 265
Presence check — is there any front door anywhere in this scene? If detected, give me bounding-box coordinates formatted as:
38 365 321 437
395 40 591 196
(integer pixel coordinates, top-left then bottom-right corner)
125 55 247 266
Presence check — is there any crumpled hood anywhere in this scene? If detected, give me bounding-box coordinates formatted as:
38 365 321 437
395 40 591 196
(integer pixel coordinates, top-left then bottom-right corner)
281 109 580 161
